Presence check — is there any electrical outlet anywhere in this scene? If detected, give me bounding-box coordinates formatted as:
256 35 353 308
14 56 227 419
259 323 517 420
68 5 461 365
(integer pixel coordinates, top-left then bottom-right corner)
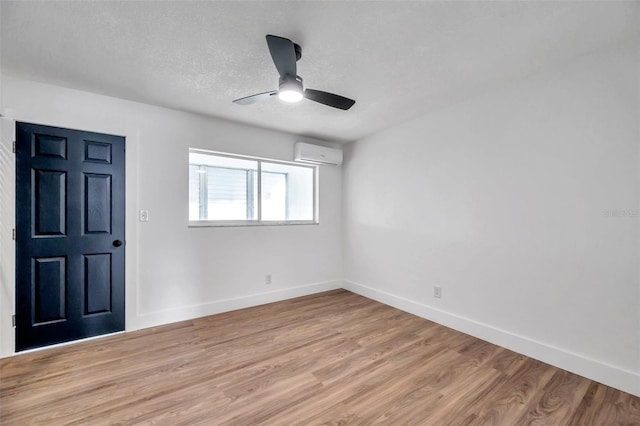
433 286 442 299
265 274 272 285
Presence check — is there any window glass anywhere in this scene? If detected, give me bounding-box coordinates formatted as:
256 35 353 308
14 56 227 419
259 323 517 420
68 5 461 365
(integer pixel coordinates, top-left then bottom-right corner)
188 164 201 221
189 150 316 225
261 162 314 221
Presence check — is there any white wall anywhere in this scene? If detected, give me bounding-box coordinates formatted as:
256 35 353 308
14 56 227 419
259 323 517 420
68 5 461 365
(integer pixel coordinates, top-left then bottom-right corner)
343 39 640 396
0 76 343 357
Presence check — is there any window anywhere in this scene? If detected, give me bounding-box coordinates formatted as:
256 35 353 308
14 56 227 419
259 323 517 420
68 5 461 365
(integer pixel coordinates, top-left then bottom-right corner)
189 149 317 225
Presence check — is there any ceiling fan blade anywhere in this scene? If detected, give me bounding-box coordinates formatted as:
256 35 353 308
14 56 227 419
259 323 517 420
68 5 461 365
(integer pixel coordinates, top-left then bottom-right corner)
266 35 297 78
304 89 356 110
233 91 277 105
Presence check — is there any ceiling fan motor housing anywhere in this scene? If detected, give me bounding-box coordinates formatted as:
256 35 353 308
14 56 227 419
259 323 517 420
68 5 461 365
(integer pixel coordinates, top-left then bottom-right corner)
279 75 304 93
293 43 302 61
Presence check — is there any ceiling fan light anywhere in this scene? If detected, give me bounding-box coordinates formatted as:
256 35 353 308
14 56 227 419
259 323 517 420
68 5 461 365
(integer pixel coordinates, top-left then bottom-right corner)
278 76 304 103
278 89 303 103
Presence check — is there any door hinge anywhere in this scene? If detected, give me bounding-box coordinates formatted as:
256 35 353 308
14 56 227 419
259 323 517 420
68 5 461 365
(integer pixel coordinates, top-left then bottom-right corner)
12 141 16 153
12 228 16 240
12 315 16 328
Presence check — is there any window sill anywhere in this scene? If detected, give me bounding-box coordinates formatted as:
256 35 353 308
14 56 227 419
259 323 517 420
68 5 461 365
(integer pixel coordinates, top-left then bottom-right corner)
188 220 319 228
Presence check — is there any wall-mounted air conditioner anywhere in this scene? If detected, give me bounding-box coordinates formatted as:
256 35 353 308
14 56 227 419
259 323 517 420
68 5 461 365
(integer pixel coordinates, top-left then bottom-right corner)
294 142 343 166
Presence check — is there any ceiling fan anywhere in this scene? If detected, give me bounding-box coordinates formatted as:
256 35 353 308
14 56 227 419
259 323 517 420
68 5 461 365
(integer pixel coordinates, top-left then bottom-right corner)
233 35 356 111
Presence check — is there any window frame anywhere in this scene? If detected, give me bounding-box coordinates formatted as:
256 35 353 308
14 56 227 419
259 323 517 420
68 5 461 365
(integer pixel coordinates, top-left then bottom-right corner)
188 148 319 227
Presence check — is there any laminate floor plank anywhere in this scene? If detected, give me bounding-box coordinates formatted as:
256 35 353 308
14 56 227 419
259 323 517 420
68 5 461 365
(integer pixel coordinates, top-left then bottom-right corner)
465 358 558 425
1 289 638 425
513 369 592 426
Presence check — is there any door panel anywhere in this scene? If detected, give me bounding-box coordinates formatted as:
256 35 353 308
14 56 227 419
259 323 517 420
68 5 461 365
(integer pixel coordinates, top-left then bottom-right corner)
84 140 112 163
34 133 67 159
83 253 112 315
34 169 67 236
32 256 66 324
84 173 112 234
16 122 125 351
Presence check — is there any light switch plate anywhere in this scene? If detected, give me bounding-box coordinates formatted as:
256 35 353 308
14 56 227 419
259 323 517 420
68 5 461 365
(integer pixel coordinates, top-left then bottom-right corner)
139 210 149 222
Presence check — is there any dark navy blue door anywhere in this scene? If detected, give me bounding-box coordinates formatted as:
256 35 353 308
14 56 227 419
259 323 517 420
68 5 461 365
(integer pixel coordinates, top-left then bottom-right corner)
15 122 125 351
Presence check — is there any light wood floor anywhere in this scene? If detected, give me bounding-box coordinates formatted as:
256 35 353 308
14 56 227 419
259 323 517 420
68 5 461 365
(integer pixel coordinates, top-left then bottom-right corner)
1 290 638 425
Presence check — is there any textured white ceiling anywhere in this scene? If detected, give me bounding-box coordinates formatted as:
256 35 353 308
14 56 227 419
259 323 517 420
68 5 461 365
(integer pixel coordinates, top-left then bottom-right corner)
2 1 639 142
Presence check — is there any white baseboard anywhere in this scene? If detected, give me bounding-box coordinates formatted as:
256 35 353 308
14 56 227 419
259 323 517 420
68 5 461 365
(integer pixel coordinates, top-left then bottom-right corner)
130 280 343 331
342 279 640 398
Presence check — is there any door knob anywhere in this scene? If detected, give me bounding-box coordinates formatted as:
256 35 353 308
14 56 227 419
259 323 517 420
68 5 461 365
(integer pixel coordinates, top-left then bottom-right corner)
112 240 123 247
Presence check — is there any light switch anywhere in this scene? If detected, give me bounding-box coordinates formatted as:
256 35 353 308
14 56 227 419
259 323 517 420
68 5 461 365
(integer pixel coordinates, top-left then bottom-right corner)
139 210 149 222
